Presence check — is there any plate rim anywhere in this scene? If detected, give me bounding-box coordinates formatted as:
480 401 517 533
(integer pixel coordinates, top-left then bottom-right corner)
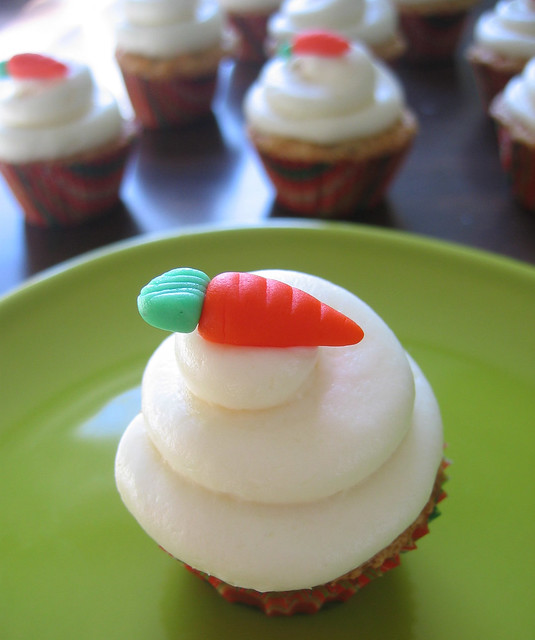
2 221 535 307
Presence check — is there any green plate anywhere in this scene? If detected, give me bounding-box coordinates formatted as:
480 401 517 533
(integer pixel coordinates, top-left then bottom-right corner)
1 223 534 639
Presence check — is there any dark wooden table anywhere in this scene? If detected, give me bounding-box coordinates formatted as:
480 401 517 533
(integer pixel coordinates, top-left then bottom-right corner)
1 0 534 297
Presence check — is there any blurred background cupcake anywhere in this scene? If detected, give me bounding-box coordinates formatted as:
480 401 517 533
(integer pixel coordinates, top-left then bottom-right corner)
466 0 535 109
113 0 225 129
243 31 418 217
217 0 282 62
393 0 480 63
266 0 407 64
0 53 135 228
489 56 535 212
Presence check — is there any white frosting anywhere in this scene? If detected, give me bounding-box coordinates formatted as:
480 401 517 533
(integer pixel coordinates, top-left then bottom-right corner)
502 56 535 133
474 0 535 59
115 270 444 592
268 0 399 49
0 61 123 163
114 0 223 57
243 42 404 143
217 0 281 11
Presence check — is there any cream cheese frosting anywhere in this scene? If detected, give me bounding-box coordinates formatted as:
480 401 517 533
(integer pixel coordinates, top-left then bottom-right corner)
473 0 535 59
267 0 399 50
0 60 123 163
115 270 444 592
114 0 224 57
502 56 535 133
243 41 404 144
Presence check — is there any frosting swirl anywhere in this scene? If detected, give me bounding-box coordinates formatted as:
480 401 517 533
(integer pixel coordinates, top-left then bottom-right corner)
115 270 444 591
0 60 123 163
243 41 404 143
502 56 535 133
474 0 535 59
114 0 223 57
268 0 399 49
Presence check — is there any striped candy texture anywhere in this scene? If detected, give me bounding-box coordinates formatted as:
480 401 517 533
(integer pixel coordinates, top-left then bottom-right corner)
0 136 133 227
120 71 218 130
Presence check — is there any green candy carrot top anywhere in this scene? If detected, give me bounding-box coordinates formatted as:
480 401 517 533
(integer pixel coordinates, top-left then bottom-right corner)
138 268 364 348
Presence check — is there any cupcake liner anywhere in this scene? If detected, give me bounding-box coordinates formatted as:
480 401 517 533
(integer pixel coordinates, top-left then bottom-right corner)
495 125 535 213
255 144 412 217
176 459 449 616
120 70 218 129
0 132 135 227
466 46 526 109
399 10 470 62
226 12 270 63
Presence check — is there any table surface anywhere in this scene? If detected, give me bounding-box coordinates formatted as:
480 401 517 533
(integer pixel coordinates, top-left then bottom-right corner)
1 0 534 298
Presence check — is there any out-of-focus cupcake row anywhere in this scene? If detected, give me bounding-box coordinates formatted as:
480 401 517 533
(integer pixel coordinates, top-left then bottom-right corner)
0 0 534 227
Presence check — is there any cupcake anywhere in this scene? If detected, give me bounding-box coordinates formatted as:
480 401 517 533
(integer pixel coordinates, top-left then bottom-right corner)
217 0 282 62
394 0 479 63
113 0 224 129
490 56 535 212
466 0 535 108
243 31 418 217
266 0 407 63
115 267 447 616
0 53 135 228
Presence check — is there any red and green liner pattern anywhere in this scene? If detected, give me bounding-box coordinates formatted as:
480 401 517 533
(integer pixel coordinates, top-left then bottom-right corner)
119 69 218 129
0 137 133 227
257 146 411 217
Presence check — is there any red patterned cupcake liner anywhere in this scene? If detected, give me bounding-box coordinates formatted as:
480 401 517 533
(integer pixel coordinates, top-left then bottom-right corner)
179 459 449 616
399 10 470 62
495 125 535 213
226 12 270 63
120 70 218 129
0 133 134 227
468 55 520 110
256 145 412 217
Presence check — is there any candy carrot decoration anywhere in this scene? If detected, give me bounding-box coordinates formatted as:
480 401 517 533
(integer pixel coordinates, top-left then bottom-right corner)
0 54 68 80
292 31 351 58
138 268 364 348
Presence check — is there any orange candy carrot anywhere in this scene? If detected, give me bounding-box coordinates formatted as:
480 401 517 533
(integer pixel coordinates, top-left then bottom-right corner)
138 268 364 348
198 272 363 347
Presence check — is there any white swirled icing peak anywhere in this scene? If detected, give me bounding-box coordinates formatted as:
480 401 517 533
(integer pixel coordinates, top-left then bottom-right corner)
502 56 535 132
268 0 398 49
0 59 123 163
244 40 404 143
474 0 535 59
114 0 223 57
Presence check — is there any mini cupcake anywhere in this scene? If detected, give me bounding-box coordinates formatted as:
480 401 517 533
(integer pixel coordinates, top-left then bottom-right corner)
217 0 282 62
113 0 224 129
394 0 479 63
115 267 447 615
466 0 535 108
0 53 135 228
266 0 407 63
490 56 535 212
243 31 418 217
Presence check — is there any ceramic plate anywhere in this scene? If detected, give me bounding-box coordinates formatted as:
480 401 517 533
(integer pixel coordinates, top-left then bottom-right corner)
1 223 534 639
